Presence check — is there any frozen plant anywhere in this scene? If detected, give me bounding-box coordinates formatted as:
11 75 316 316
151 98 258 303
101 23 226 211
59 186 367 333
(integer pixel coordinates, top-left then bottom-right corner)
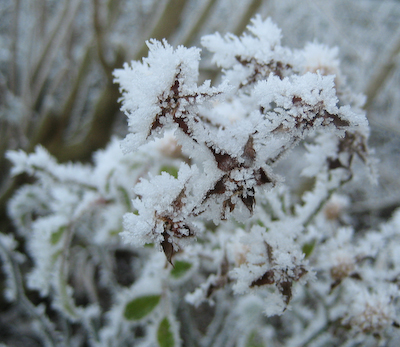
3 16 400 347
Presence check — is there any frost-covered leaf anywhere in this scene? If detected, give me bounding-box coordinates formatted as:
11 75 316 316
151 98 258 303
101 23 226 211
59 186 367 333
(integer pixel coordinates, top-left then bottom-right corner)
50 226 66 245
157 317 175 347
160 165 179 179
124 295 161 321
170 260 192 279
245 330 264 347
302 240 316 258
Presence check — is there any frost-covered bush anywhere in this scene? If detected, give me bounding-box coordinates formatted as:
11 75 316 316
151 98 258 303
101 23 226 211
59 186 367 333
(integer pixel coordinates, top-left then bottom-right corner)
2 16 400 347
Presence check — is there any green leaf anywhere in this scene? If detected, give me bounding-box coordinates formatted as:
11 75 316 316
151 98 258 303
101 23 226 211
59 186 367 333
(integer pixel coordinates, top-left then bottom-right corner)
50 226 66 245
157 317 175 347
159 166 179 179
256 220 265 227
124 295 161 321
245 330 264 347
302 240 316 258
170 260 192 278
51 249 62 263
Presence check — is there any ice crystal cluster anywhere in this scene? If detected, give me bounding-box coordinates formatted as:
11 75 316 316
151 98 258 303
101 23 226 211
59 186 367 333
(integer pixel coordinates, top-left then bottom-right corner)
2 16 400 347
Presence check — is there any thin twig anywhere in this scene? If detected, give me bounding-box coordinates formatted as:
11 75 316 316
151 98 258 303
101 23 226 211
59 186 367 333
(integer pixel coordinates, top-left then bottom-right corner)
364 26 400 110
176 0 217 47
29 0 70 87
9 0 20 94
93 0 113 78
31 0 83 109
233 0 263 36
135 0 186 59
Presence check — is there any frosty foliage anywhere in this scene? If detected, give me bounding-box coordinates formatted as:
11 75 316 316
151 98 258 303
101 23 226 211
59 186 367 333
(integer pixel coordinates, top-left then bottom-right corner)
3 16 400 347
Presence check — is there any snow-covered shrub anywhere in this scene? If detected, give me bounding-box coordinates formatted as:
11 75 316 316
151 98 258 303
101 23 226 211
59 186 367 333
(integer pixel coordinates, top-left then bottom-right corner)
2 16 399 347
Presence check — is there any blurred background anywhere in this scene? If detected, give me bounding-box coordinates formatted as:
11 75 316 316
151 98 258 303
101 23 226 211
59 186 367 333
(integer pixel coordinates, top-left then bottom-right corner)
0 1 400 345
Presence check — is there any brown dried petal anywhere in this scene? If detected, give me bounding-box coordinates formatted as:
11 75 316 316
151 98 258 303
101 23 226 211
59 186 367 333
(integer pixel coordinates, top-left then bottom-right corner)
279 281 293 305
241 194 255 213
242 136 256 167
207 176 226 196
330 113 350 128
172 188 186 212
161 232 175 265
213 150 240 172
254 168 273 186
250 269 275 287
328 158 345 170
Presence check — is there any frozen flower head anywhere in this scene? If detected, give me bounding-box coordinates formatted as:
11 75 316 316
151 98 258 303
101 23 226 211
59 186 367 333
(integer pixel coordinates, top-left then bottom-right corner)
343 288 397 334
302 43 340 78
114 39 203 152
233 243 251 267
202 15 293 89
121 163 200 263
323 194 349 221
226 228 252 267
115 14 370 265
230 225 311 316
319 227 353 258
329 250 356 281
201 15 283 70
